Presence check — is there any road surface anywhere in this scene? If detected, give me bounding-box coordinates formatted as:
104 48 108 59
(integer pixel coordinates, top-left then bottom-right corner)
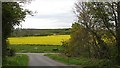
17 53 67 66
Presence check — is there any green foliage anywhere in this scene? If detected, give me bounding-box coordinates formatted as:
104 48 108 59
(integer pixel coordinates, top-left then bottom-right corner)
2 2 31 57
73 2 118 59
62 2 120 67
6 48 15 57
3 54 29 66
2 2 30 39
11 28 70 37
62 22 91 57
62 40 71 57
67 1 120 66
45 54 116 68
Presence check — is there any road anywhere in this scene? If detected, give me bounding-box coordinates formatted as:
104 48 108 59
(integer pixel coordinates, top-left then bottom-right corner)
17 53 67 66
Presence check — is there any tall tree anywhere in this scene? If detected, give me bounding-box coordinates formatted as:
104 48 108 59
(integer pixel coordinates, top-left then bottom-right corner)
2 2 31 57
74 1 120 64
74 2 111 58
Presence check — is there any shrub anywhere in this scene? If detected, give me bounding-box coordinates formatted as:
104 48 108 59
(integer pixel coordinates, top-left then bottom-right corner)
6 48 15 57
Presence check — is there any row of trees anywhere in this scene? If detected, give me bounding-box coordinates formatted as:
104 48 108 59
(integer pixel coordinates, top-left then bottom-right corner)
10 28 70 37
63 1 120 66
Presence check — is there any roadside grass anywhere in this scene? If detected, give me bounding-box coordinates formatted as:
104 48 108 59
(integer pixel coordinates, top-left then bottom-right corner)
44 54 116 68
9 44 63 53
3 54 29 67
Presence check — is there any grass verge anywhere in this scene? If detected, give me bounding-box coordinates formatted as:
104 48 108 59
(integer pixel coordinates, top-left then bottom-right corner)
3 54 29 67
44 54 117 68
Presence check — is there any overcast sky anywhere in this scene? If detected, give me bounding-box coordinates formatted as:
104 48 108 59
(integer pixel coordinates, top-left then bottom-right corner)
15 0 77 29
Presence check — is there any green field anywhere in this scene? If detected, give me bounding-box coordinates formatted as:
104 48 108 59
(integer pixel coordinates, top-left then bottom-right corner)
9 45 63 53
8 35 70 45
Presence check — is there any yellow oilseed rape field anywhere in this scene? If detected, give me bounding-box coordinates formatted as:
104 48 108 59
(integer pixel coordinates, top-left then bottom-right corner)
8 35 70 45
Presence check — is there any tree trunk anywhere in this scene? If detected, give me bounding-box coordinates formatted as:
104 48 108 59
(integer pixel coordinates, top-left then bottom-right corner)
116 1 120 65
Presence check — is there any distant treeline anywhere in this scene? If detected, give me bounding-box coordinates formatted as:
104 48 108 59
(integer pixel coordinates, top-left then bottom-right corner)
11 28 70 37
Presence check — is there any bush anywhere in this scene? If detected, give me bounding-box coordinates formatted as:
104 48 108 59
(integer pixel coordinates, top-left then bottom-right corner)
6 48 15 57
52 48 59 51
61 41 72 57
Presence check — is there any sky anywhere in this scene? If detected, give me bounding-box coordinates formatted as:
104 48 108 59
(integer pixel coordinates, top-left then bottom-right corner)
15 0 77 29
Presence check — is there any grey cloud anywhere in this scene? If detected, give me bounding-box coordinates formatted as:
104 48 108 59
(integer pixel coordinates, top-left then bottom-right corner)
27 12 76 24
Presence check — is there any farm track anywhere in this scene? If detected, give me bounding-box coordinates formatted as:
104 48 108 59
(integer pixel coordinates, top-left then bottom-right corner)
17 53 68 66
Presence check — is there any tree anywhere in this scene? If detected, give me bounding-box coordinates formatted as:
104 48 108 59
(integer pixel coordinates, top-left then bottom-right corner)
2 2 31 57
74 2 111 59
73 1 120 65
115 1 120 65
62 22 92 57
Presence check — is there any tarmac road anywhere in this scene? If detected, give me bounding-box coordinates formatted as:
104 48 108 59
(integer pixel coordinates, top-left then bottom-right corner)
17 53 67 66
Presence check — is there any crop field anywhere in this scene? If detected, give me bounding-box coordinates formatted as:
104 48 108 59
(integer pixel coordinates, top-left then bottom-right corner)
8 35 70 45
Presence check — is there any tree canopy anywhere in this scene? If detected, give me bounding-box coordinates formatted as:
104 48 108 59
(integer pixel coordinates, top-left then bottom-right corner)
63 1 120 67
2 2 31 57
